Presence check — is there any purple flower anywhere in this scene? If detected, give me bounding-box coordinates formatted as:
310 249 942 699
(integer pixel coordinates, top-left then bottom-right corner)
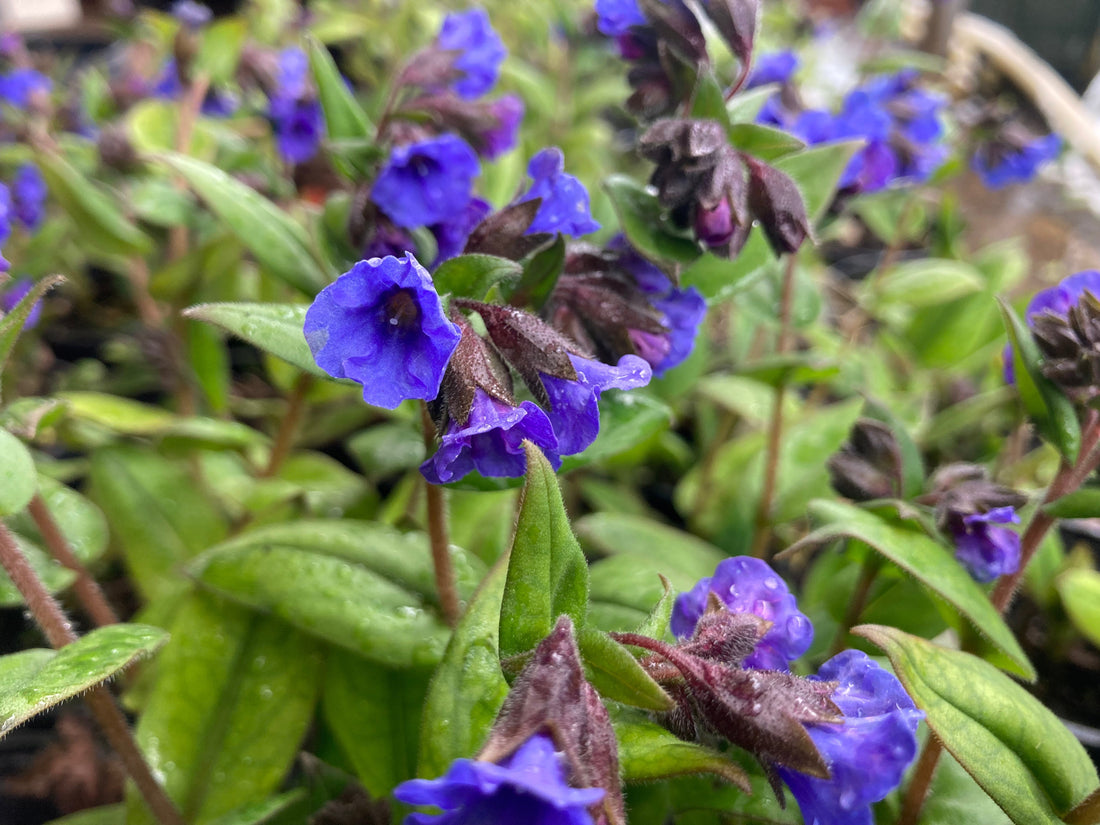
11 164 46 231
420 389 561 484
949 506 1021 583
1 278 42 329
171 0 212 28
437 9 507 100
0 183 12 247
778 650 923 825
372 135 481 229
540 354 651 455
269 95 324 164
304 253 461 410
519 148 600 237
595 0 645 36
746 51 799 89
0 69 50 110
482 94 524 159
1004 270 1100 383
671 556 814 671
395 732 603 824
431 197 492 265
973 134 1061 189
275 47 311 100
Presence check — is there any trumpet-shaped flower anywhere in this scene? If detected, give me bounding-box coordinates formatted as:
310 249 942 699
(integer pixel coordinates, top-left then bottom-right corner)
304 253 460 409
519 148 600 237
950 506 1021 583
373 135 480 229
437 9 507 99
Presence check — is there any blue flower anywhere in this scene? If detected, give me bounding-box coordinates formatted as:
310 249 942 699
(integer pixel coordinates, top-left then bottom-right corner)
269 95 324 164
395 732 603 824
973 134 1061 189
0 182 13 248
594 0 645 36
746 51 799 89
1 278 42 329
519 148 600 237
431 197 492 266
373 135 481 229
304 253 461 410
0 68 50 110
11 163 46 232
437 9 507 100
1004 270 1100 383
420 390 561 484
171 0 212 28
950 506 1021 583
778 650 923 825
540 354 651 455
671 556 814 671
275 47 311 100
481 94 524 159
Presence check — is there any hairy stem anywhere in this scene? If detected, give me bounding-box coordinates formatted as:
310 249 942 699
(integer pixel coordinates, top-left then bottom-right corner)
421 403 459 627
752 255 799 557
898 736 944 825
28 494 119 627
0 522 184 825
260 373 313 478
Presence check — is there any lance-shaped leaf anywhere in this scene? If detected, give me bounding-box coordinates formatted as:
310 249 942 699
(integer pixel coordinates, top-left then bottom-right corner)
782 499 1034 680
480 616 625 825
999 297 1081 462
0 624 167 740
611 631 841 777
159 153 327 295
498 442 589 659
432 254 522 301
576 625 673 712
855 625 1100 825
0 428 35 518
1058 569 1100 649
307 38 372 141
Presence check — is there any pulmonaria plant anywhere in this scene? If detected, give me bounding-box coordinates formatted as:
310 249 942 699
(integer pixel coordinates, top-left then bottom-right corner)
266 47 324 164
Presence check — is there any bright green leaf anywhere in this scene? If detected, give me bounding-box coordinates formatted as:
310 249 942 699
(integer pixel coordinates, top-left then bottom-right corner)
0 428 36 517
418 560 510 777
728 122 805 161
1044 487 1100 519
0 624 167 740
159 153 327 294
432 254 522 300
1058 569 1100 648
576 626 672 711
773 140 863 224
575 512 725 583
603 175 701 265
307 37 372 141
856 625 1099 825
194 18 247 84
6 476 108 565
867 258 986 309
0 275 65 390
787 500 1034 679
499 442 589 659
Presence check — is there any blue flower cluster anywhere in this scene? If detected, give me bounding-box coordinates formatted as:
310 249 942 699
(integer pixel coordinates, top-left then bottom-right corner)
673 557 923 825
395 732 603 824
594 0 646 36
760 70 947 193
0 68 50 110
0 163 47 272
972 133 1060 189
267 47 323 164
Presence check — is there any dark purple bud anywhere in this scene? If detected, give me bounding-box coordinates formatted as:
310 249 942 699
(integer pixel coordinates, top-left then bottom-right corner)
435 315 515 429
700 0 758 67
746 156 810 255
464 199 553 260
479 616 625 825
827 418 904 502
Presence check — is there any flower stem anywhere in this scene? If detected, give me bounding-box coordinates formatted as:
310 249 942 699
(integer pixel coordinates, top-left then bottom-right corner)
900 410 1100 822
421 403 459 627
27 494 119 627
0 521 184 825
260 373 313 478
752 254 799 558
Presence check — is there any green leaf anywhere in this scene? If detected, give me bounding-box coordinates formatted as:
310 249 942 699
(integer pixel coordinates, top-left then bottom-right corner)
0 397 65 439
183 302 331 378
611 705 750 788
726 84 779 122
89 446 228 602
560 392 671 472
418 560 510 777
432 254 522 300
194 18 248 84
576 626 672 711
208 519 486 604
575 513 725 583
307 36 372 140
787 500 1034 679
58 391 176 434
129 593 321 825
679 236 773 302
603 175 701 265
499 442 589 659
189 542 449 668
37 152 152 256
773 140 863 224
1044 487 1100 519
1058 569 1100 648
689 70 732 126
7 475 108 565
856 625 1100 825
0 624 168 740
0 428 36 517
321 649 429 797
866 258 986 309
999 298 1081 462
728 122 805 161
0 275 64 388
511 234 564 309
159 154 327 294
200 791 307 825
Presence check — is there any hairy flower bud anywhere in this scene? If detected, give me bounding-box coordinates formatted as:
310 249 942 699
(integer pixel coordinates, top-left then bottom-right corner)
828 418 904 502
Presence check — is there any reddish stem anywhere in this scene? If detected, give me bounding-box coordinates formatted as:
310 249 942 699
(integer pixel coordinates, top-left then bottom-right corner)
421 403 459 626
